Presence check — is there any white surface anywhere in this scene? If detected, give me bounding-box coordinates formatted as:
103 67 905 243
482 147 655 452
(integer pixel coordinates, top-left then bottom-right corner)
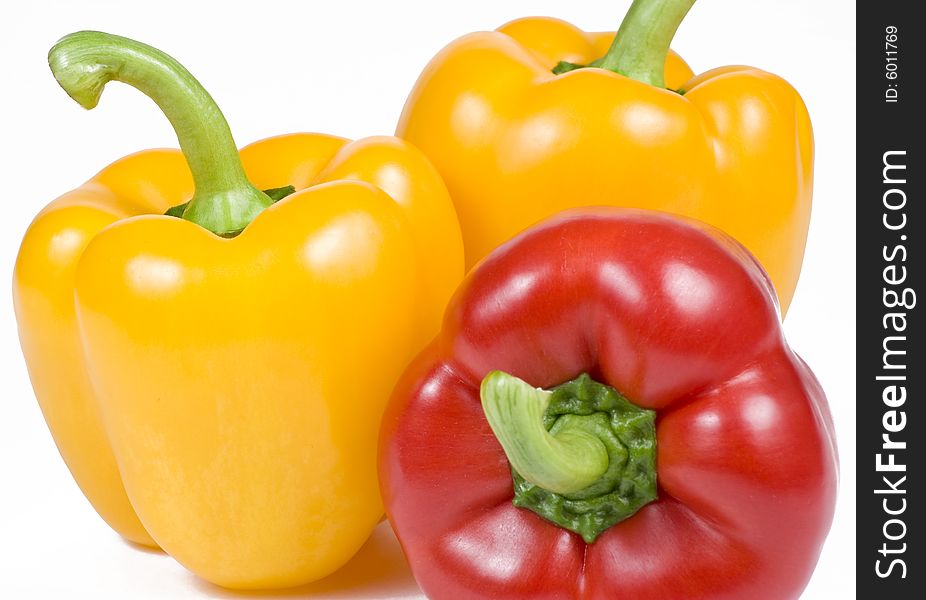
0 1 855 598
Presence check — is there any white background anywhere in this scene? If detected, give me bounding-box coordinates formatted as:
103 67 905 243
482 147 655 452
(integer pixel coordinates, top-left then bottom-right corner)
0 1 855 598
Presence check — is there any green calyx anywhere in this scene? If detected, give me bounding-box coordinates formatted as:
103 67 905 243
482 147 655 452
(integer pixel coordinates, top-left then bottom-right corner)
481 371 657 543
553 0 697 89
48 31 272 236
165 185 297 237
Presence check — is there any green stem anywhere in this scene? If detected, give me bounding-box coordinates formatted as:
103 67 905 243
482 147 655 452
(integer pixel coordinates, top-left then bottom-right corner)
553 0 696 88
48 31 270 236
481 371 658 543
481 372 610 495
599 0 696 87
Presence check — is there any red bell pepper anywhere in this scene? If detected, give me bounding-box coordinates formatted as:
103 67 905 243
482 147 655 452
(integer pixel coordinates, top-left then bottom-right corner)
379 209 837 599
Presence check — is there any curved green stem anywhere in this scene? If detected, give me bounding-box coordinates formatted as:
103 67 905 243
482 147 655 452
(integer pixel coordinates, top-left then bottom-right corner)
481 371 657 542
481 371 609 495
599 0 696 87
48 31 270 236
553 0 696 88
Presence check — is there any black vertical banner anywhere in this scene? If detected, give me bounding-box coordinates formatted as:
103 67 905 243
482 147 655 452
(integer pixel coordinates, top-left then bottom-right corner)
858 2 923 597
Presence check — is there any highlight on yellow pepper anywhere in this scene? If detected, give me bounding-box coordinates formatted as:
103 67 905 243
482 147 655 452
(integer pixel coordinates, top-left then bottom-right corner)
13 31 463 589
397 0 813 314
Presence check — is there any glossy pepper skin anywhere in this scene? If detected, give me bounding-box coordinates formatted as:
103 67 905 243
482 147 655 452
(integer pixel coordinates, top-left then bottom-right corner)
380 209 837 599
13 32 463 588
397 0 813 314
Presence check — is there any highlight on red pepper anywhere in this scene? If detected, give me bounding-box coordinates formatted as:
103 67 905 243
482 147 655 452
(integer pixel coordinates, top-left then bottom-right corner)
379 208 838 599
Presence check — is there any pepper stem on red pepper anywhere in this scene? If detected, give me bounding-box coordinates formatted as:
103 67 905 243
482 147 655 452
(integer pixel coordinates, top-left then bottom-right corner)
48 31 271 237
481 371 657 543
481 371 610 494
553 0 697 89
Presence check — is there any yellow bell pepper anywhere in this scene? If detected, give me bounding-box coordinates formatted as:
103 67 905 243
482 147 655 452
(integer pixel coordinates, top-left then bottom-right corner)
13 31 463 589
397 0 813 313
